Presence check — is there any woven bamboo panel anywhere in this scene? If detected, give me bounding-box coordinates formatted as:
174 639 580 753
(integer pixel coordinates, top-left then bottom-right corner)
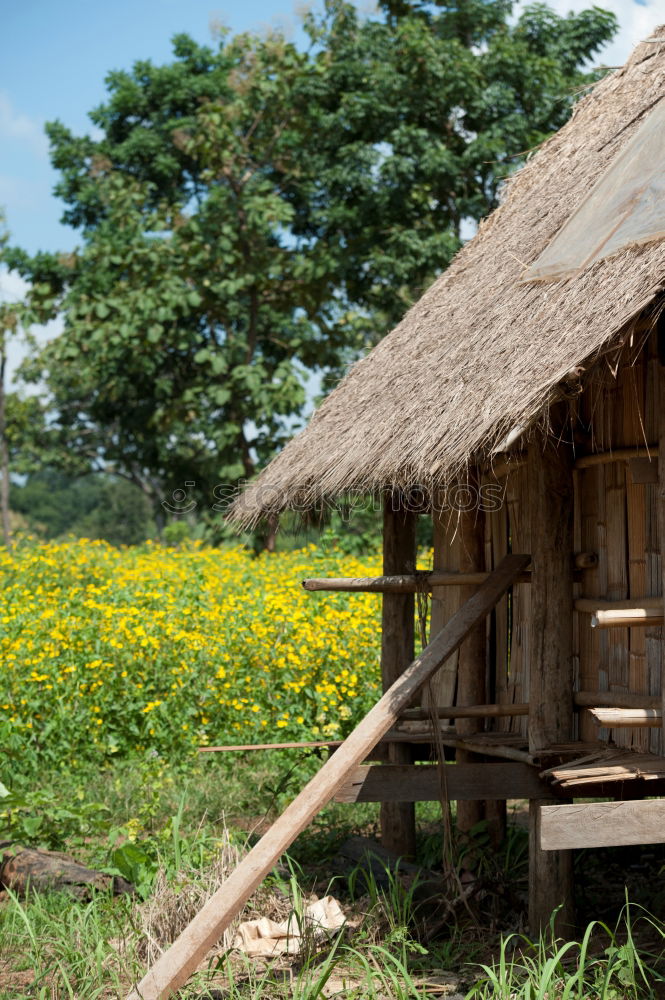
506 464 530 738
488 480 510 733
576 334 660 754
424 504 461 712
644 331 663 755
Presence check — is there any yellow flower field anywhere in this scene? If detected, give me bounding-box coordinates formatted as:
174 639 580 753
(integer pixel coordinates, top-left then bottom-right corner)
0 539 384 765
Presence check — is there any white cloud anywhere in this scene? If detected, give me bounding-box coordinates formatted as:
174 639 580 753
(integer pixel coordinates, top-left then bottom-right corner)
516 0 664 67
0 92 48 159
0 268 62 389
0 268 29 303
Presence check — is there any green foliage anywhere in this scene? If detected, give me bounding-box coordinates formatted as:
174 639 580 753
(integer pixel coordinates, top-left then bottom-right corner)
467 902 664 999
0 785 111 852
10 469 155 544
4 1 617 518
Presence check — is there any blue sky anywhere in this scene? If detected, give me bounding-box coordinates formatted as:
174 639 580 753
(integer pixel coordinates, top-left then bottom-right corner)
1 0 662 259
1 0 313 256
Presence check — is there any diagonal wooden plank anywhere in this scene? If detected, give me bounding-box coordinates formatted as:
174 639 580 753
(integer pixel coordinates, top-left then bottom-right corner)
126 553 530 1000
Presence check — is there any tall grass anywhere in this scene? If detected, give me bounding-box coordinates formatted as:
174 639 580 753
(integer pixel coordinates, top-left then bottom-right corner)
467 901 665 999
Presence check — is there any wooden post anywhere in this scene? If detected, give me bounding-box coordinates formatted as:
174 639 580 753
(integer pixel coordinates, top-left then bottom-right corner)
528 433 575 935
657 363 665 755
381 492 417 859
456 474 487 834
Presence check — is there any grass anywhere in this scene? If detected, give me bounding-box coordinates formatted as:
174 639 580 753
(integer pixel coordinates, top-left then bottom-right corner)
3 755 665 997
468 902 665 999
2 538 665 996
3 827 665 999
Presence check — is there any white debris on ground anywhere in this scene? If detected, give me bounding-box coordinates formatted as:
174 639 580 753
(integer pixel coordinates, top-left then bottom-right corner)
233 895 347 958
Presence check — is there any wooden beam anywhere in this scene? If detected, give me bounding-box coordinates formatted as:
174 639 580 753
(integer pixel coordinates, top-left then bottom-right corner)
528 434 575 934
400 702 528 721
574 690 660 710
575 446 656 470
456 475 487 833
540 800 665 850
377 731 535 764
126 553 529 1000
380 495 417 860
335 763 557 804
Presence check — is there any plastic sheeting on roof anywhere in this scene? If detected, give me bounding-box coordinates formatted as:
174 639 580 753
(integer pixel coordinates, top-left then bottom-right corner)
523 98 665 282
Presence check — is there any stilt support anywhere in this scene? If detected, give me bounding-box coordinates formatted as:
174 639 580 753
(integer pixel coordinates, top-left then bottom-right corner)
380 493 417 859
528 433 575 935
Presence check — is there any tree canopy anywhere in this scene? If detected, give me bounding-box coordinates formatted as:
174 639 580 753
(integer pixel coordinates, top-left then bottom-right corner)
5 0 617 526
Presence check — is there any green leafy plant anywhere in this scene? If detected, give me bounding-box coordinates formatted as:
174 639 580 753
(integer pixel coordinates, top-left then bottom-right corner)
466 901 664 999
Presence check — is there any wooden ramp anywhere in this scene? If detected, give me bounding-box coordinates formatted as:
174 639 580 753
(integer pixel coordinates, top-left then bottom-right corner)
125 553 529 1000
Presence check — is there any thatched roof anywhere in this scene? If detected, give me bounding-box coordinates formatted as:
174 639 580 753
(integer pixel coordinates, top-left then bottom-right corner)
231 28 665 527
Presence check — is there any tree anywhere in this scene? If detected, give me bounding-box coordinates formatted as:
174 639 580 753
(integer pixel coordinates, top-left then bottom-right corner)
9 31 357 524
7 2 617 525
297 0 617 325
11 469 155 544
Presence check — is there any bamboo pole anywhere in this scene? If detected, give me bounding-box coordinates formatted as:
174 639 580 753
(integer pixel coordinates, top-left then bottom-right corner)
575 447 656 470
302 554 594 594
574 690 660 709
400 703 528 721
126 554 530 1000
575 597 663 627
437 736 534 765
198 694 660 753
302 571 514 592
586 707 661 727
591 609 663 628
199 740 343 752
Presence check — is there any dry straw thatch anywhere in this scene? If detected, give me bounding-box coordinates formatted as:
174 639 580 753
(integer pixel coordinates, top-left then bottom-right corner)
231 28 665 527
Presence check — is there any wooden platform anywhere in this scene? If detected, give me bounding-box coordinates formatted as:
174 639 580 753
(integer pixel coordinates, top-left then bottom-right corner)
539 746 665 789
334 736 665 809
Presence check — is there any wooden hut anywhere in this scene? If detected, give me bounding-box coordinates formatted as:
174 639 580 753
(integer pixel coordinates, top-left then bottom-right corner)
129 29 665 1000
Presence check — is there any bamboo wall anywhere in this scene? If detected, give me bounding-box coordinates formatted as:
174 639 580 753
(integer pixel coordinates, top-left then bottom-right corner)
573 330 661 753
434 328 662 753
